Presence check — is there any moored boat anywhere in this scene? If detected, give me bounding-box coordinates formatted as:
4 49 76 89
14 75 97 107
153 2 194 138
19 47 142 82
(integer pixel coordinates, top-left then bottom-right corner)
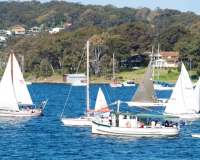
61 41 110 126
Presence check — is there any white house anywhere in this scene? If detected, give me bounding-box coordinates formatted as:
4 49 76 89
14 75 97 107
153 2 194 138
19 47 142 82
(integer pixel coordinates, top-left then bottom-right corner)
0 36 6 42
49 27 64 34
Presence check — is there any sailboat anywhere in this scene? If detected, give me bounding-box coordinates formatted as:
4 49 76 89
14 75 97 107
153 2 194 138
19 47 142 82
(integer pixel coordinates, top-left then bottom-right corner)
127 60 165 107
0 52 47 117
61 41 110 126
110 53 122 88
164 63 200 119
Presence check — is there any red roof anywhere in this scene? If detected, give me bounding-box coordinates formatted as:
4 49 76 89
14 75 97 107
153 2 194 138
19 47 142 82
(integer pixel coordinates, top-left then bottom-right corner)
160 51 179 57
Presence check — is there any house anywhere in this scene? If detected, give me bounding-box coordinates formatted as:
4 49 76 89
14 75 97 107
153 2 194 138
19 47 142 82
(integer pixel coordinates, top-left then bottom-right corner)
151 51 179 68
49 27 64 34
29 26 40 33
11 25 26 35
120 54 148 69
0 36 6 42
160 51 179 68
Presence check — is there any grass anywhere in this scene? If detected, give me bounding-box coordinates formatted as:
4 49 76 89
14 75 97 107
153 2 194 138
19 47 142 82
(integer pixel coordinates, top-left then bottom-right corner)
24 68 198 84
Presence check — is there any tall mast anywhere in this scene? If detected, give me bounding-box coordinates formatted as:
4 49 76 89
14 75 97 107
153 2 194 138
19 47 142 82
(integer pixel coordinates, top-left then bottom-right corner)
11 51 14 84
151 45 154 80
157 43 160 80
113 53 115 80
86 40 90 112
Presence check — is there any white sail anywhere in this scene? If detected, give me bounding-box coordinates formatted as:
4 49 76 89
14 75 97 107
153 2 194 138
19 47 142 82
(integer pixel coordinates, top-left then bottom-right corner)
194 77 200 112
0 55 19 111
165 63 197 114
94 88 108 112
12 54 33 105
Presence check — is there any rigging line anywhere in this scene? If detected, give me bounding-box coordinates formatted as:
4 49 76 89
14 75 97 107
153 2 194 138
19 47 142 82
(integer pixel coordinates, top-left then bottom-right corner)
60 48 86 119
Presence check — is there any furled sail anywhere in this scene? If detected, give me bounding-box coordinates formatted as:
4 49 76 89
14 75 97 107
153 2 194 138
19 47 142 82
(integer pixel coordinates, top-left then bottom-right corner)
132 61 155 103
165 63 198 114
12 54 33 105
94 88 109 112
0 54 19 111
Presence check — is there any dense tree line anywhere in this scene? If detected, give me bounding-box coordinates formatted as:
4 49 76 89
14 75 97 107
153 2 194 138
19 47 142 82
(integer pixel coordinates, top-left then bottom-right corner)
1 1 200 77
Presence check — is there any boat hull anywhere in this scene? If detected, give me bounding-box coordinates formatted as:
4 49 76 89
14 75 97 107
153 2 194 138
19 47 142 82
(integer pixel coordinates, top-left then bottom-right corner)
109 83 122 88
0 109 43 117
92 121 179 137
61 117 92 126
127 101 166 107
192 134 200 138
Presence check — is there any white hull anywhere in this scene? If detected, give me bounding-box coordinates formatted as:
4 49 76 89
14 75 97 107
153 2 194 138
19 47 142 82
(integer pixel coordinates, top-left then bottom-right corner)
61 116 92 126
164 113 200 120
71 82 87 86
25 81 32 85
0 109 43 117
192 134 200 138
92 121 179 137
154 84 173 90
127 101 166 107
110 83 122 88
123 83 135 87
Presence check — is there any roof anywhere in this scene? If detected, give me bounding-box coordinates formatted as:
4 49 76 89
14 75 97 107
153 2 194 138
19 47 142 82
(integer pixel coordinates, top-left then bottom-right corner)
160 51 179 57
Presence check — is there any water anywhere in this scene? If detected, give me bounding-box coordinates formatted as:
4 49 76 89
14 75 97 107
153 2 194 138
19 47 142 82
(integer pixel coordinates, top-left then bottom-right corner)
0 83 200 160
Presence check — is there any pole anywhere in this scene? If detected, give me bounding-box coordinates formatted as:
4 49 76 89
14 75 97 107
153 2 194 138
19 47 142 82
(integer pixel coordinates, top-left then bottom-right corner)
157 43 160 80
113 53 115 80
86 40 90 112
117 100 120 113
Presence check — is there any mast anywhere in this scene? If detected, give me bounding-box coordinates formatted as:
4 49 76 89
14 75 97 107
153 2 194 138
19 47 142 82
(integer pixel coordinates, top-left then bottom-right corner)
113 53 115 80
157 43 160 80
151 45 154 80
86 40 90 112
11 51 14 85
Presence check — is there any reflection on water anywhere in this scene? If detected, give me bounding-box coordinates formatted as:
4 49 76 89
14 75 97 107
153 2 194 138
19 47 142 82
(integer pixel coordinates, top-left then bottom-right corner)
0 117 32 128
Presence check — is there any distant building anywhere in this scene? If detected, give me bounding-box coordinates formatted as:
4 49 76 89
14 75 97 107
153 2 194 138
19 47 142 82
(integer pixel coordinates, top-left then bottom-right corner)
63 73 87 86
0 36 6 42
11 25 26 35
64 22 72 28
49 27 64 34
151 51 179 68
29 26 40 33
120 54 148 69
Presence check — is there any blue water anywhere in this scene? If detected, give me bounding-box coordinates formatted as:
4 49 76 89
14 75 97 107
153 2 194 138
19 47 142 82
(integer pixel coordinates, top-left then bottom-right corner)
0 83 200 160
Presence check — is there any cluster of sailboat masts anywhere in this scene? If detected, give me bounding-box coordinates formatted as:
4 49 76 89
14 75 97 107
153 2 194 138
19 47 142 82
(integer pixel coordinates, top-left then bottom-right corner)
1 40 200 137
61 40 200 137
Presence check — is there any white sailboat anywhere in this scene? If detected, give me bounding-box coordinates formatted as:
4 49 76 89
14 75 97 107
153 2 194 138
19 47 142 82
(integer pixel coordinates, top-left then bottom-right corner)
61 41 110 126
127 60 165 107
92 101 179 137
110 53 122 88
0 52 47 117
164 63 200 119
